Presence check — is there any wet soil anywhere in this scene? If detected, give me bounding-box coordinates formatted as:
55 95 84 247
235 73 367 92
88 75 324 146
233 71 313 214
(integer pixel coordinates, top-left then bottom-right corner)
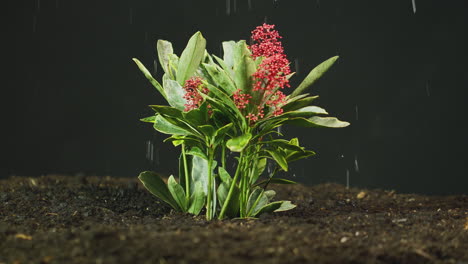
0 175 467 264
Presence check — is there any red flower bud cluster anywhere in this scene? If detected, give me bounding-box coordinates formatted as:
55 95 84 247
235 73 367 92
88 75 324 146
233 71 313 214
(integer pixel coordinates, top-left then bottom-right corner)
247 23 291 122
183 77 209 112
233 89 252 109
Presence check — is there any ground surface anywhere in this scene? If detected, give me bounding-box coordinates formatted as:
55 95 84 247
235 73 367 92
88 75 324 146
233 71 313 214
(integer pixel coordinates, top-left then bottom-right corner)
0 175 467 264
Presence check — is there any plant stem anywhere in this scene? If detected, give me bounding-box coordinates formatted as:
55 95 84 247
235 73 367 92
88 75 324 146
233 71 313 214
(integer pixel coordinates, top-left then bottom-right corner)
221 144 226 169
181 144 190 202
218 151 244 220
206 147 215 220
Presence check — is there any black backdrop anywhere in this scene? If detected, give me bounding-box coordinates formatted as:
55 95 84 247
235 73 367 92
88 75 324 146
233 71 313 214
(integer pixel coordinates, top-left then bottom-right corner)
3 0 468 195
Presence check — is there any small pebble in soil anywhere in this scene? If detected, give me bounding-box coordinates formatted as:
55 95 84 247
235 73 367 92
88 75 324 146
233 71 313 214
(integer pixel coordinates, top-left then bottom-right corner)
340 237 349 243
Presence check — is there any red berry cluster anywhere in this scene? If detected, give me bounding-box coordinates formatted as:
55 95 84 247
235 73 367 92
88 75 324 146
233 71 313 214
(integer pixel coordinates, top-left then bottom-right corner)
183 77 209 112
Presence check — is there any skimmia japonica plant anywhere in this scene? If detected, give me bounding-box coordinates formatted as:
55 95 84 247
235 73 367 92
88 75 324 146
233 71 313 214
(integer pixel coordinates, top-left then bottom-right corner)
133 24 349 220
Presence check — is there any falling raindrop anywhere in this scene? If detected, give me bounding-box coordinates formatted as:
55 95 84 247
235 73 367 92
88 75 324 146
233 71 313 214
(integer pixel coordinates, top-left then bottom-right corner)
33 15 37 33
425 81 430 96
233 0 237 13
36 0 41 11
277 126 282 135
355 105 359 121
153 59 158 75
226 0 231 16
248 0 252 11
316 0 320 7
146 140 154 162
264 16 268 23
129 8 133 25
354 155 359 173
346 169 350 189
411 0 417 13
294 58 300 75
55 0 59 9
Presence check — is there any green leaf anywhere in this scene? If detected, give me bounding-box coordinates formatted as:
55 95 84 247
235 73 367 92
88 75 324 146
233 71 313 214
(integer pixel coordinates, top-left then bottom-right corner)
246 188 269 217
250 157 267 185
163 74 186 110
153 115 191 136
286 150 316 162
138 171 179 210
234 54 256 94
149 105 184 119
157 40 174 75
254 200 296 217
214 123 233 144
221 41 237 74
188 181 205 215
186 146 208 160
177 32 207 85
266 149 288 171
254 178 297 187
261 139 305 153
290 56 339 97
285 116 350 128
218 166 232 185
282 96 319 113
167 175 187 211
183 106 207 127
132 58 167 101
198 125 216 138
202 63 237 95
217 182 240 218
226 133 252 152
191 155 209 195
140 116 156 123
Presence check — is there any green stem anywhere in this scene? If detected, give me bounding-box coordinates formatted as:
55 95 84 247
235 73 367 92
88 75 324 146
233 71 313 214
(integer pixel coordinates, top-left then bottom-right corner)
181 144 190 202
221 144 226 169
218 151 244 220
206 147 215 220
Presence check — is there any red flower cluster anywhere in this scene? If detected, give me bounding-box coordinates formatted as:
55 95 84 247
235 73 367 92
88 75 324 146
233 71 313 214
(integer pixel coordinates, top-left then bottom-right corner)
250 23 284 59
233 89 252 109
183 77 209 112
248 23 291 121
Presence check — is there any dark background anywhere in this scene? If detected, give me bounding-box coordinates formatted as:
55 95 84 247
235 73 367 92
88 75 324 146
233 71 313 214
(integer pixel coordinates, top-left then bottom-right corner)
3 0 468 195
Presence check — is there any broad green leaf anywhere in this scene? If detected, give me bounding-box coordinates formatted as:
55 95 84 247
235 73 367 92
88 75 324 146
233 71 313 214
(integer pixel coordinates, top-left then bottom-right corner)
149 105 184 119
132 58 167 101
163 74 186 110
212 55 233 78
183 106 207 127
153 115 191 136
177 32 207 85
234 55 256 94
217 182 240 218
290 56 339 97
198 124 215 138
261 139 305 153
157 40 174 75
282 95 319 113
266 149 288 171
246 188 269 217
191 155 209 195
274 200 297 212
138 171 179 210
286 150 316 162
264 190 276 201
254 178 297 187
293 106 328 115
285 116 350 128
186 146 208 160
254 200 296 216
188 181 205 215
167 54 179 79
214 123 233 144
222 41 237 74
226 133 252 152
140 116 156 123
250 157 267 184
167 175 187 211
218 166 232 185
202 63 237 95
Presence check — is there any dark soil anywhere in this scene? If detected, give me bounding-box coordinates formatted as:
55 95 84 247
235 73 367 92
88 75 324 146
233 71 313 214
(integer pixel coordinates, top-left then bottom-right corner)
0 175 467 264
